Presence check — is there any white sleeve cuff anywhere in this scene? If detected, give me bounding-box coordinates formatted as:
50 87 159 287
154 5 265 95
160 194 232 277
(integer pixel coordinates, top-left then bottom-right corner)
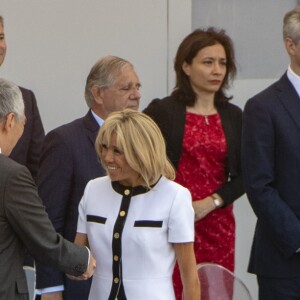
85 246 91 269
35 285 64 295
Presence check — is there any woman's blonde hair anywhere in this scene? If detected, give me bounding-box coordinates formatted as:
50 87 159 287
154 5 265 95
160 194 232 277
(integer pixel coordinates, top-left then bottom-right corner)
95 109 175 188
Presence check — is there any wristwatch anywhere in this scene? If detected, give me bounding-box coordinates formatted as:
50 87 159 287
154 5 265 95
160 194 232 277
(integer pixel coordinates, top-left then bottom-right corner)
212 197 222 208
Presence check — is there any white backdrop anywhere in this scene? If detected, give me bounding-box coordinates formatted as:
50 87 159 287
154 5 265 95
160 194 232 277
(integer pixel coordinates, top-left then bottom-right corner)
0 0 191 132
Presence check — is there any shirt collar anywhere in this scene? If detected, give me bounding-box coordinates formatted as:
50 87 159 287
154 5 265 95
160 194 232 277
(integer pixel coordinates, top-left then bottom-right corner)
111 177 161 196
287 65 300 98
91 110 104 127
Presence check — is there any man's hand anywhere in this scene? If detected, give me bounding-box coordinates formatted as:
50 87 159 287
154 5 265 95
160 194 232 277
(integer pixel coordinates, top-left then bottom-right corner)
67 254 96 280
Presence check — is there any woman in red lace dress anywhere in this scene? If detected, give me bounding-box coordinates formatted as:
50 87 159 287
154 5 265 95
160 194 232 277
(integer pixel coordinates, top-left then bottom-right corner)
144 27 244 299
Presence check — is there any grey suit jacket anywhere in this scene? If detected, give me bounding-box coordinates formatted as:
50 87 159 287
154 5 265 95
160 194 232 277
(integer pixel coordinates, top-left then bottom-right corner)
0 155 89 300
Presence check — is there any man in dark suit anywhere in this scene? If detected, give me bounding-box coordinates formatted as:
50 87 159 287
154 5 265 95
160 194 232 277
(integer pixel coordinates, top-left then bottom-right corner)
1 15 45 270
0 15 45 182
242 6 300 300
0 78 96 300
35 55 141 300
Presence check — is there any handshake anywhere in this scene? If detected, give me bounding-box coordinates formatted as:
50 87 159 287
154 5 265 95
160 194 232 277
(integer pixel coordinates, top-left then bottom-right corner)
39 253 96 300
67 251 97 281
39 249 96 300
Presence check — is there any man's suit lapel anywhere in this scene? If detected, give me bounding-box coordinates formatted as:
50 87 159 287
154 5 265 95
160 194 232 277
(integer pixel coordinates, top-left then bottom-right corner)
277 73 300 131
83 110 100 145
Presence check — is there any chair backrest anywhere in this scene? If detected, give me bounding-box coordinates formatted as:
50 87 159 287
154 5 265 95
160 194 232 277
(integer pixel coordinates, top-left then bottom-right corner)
23 266 36 300
196 263 253 300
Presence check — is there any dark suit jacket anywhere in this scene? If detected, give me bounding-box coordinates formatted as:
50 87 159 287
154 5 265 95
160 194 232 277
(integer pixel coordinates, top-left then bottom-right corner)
36 110 105 299
242 73 300 277
143 94 244 205
0 155 89 300
9 87 45 181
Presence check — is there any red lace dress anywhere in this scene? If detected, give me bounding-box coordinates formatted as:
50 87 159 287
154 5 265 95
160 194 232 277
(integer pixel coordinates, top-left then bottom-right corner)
173 112 235 300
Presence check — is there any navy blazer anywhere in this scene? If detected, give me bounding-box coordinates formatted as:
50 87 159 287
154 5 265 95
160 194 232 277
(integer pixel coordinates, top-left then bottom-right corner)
35 110 105 299
242 73 300 277
9 87 45 181
143 94 244 206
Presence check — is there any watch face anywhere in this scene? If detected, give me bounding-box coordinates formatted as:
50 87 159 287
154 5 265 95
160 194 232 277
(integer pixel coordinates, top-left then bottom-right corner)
213 198 221 208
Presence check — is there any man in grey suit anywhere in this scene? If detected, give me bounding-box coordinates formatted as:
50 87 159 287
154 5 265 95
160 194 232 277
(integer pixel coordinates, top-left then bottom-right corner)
35 55 141 300
242 6 300 299
0 78 96 300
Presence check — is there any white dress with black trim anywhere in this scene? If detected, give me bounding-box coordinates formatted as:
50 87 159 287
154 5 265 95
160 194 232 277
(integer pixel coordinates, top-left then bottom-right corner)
77 176 194 300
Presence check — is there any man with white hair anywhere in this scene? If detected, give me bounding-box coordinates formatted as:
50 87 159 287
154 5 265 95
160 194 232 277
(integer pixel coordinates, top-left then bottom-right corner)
35 55 141 300
0 78 96 300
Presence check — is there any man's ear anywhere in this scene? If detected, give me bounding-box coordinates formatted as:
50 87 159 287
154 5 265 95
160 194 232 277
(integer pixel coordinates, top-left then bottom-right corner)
285 37 296 56
1 113 14 132
91 85 104 104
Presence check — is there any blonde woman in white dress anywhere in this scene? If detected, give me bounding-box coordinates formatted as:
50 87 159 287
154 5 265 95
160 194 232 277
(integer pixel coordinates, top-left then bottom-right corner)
74 109 200 300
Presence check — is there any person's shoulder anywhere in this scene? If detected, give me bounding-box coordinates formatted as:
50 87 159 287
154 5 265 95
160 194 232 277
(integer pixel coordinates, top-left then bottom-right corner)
46 113 88 137
143 94 182 121
152 94 179 106
42 112 93 153
221 101 242 114
84 176 111 193
250 84 276 102
1 155 22 169
16 86 38 113
89 175 109 185
0 155 29 179
247 75 287 106
18 86 35 101
217 102 242 126
157 176 191 195
19 86 33 94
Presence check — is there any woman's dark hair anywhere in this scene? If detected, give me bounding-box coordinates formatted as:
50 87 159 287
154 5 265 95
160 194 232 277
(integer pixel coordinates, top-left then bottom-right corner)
172 27 237 106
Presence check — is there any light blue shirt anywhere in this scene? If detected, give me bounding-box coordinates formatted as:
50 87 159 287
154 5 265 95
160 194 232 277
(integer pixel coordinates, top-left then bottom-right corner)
287 65 300 99
91 109 104 127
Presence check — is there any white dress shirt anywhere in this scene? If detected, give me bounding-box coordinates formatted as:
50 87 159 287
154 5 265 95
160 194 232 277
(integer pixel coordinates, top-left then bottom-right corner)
287 65 300 99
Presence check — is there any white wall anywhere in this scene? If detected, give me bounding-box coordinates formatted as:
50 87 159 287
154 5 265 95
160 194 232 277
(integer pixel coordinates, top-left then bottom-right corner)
0 0 191 132
192 0 296 79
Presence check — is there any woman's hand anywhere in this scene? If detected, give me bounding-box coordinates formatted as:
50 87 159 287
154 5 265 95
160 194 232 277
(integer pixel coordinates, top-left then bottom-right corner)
193 194 223 221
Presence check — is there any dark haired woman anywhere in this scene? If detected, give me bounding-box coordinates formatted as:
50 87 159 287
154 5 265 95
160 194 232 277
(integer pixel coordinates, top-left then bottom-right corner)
144 27 244 299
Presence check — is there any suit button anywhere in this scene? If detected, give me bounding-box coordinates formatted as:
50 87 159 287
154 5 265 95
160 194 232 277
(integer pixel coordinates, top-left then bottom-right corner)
114 277 119 284
124 189 130 195
114 255 119 261
114 232 120 239
120 211 126 217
